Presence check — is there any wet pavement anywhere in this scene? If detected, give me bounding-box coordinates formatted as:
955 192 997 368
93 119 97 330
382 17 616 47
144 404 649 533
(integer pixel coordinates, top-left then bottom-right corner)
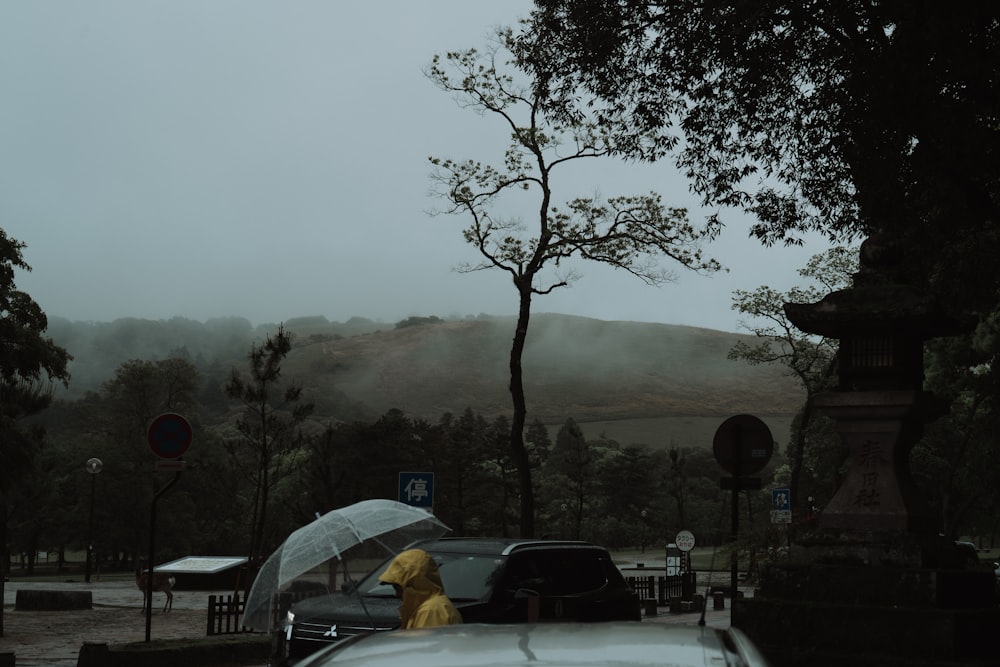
1 574 740 666
2 577 261 667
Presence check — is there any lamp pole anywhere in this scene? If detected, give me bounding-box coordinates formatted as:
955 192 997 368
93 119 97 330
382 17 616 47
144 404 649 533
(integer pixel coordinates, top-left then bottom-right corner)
84 458 103 583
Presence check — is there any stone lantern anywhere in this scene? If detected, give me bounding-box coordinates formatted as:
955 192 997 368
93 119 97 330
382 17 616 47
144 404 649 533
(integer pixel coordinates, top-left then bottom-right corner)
733 235 998 667
783 232 968 551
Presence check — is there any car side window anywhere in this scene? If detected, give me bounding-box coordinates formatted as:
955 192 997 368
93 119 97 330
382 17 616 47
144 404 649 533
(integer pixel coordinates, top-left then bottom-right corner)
545 551 608 595
501 554 548 595
504 550 608 596
436 554 504 601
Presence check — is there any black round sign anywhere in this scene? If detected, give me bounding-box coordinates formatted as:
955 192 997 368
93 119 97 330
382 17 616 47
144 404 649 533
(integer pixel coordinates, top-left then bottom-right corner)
712 414 773 475
147 412 193 459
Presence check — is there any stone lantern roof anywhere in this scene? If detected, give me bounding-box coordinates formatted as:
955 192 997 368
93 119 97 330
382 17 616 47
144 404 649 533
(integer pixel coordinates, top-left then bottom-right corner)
783 232 970 391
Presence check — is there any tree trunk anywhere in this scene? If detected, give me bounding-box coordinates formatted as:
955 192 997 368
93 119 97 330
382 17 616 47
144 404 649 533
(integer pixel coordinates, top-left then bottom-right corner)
1 499 6 637
509 285 535 538
789 397 813 514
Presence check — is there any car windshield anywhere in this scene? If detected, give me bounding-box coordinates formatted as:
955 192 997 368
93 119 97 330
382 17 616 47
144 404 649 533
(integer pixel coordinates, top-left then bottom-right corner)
358 552 504 602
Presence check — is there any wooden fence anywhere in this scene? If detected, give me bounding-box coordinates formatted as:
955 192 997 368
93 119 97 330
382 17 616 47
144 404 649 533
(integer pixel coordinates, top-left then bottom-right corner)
626 573 697 605
206 589 325 636
207 593 249 636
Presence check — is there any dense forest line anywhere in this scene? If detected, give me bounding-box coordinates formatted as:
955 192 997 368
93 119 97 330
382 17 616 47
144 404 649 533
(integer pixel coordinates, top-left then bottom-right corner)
14 309 999 584
10 313 801 577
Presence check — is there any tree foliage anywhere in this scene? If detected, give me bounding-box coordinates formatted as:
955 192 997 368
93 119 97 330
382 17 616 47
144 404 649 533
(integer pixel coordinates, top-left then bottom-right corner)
914 329 1000 540
545 418 595 539
518 1 1000 237
0 231 72 479
0 232 71 395
428 32 720 536
517 2 1000 321
517 1 1000 546
224 325 315 580
89 358 201 561
729 246 857 509
0 229 71 635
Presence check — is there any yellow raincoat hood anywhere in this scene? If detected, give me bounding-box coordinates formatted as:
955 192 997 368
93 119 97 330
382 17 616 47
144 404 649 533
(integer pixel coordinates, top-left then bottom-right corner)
380 548 462 629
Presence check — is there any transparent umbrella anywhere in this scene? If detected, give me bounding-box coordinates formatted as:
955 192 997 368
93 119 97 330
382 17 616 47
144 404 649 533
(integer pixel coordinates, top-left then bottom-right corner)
242 498 449 631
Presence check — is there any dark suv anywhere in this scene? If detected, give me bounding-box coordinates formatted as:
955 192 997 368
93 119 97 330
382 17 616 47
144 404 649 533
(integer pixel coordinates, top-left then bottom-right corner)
278 538 641 664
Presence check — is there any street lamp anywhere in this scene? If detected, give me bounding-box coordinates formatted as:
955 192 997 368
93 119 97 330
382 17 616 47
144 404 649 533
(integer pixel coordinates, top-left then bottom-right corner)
640 509 648 553
84 457 103 583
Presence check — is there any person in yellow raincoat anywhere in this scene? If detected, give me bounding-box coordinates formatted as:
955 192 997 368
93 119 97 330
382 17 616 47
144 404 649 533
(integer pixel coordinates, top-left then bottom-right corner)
379 548 463 629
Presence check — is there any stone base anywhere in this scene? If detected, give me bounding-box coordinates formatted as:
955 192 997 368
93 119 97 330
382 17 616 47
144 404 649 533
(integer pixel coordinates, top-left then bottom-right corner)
78 635 269 667
15 589 92 610
735 596 1000 667
734 559 999 666
788 528 975 570
754 562 995 609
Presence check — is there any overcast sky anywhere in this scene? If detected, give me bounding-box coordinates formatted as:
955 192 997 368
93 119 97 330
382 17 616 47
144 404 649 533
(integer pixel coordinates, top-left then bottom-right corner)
1 1 831 334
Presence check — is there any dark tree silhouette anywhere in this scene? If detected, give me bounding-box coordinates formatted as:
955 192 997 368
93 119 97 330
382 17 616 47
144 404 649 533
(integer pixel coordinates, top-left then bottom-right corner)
0 229 71 637
225 325 314 592
428 33 720 536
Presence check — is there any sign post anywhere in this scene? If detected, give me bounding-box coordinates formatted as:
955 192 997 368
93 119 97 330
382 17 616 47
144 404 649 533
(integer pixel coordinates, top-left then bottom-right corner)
712 414 773 625
674 529 696 576
144 412 191 642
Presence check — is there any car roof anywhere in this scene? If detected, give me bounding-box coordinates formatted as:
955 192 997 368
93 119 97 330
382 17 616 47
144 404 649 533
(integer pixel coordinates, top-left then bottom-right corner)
411 537 607 557
298 622 771 667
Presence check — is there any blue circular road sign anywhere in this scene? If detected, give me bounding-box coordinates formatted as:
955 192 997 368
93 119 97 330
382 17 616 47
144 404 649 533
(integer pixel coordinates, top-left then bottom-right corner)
147 412 193 459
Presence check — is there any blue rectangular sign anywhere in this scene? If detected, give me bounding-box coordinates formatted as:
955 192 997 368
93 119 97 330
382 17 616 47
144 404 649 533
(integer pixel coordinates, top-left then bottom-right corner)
398 471 434 508
771 488 791 511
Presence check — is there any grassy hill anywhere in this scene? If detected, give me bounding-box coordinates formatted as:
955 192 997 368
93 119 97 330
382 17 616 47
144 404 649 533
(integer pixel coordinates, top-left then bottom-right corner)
284 313 804 451
46 312 802 451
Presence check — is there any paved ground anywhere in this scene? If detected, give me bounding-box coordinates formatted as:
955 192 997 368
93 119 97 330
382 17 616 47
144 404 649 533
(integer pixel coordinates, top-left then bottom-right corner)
2 578 255 667
1 575 739 666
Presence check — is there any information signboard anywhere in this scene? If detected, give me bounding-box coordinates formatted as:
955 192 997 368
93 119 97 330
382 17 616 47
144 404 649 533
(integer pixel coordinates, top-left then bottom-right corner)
771 487 792 524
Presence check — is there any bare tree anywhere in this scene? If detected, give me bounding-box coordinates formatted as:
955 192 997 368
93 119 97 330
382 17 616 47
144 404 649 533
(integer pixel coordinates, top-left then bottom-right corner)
427 32 720 537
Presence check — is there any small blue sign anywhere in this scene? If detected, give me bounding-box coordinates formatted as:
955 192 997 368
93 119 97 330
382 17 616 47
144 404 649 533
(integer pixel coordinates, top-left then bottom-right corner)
399 472 434 508
772 488 791 511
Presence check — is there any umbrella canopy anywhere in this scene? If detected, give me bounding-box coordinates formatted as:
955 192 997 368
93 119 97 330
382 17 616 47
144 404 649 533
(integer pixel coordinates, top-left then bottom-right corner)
243 499 449 631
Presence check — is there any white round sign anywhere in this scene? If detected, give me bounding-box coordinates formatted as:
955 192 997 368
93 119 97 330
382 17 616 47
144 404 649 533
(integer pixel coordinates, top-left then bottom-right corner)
674 530 696 552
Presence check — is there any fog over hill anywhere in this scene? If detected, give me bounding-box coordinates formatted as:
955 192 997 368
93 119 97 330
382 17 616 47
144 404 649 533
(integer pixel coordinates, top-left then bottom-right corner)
286 313 804 448
46 312 803 451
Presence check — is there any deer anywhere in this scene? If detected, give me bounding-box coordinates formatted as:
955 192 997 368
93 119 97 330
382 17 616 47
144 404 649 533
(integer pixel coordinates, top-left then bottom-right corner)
135 566 176 612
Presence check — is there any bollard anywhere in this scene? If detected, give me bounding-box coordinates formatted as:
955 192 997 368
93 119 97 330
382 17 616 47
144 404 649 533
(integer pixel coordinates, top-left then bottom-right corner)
77 641 110 667
527 595 540 622
713 592 725 610
669 595 682 614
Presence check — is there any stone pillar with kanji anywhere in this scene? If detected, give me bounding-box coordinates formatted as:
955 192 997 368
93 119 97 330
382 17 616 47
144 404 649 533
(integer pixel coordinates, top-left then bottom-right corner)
782 232 965 556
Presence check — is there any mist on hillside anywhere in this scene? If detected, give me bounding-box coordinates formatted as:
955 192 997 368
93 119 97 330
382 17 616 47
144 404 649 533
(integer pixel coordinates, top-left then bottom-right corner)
43 313 802 450
291 313 802 424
